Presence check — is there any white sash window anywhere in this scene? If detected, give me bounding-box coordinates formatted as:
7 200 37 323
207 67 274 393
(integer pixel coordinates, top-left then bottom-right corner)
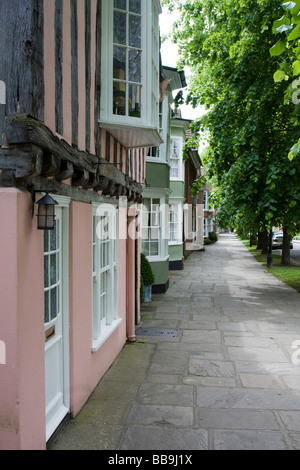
92 204 120 351
169 202 182 244
170 137 183 180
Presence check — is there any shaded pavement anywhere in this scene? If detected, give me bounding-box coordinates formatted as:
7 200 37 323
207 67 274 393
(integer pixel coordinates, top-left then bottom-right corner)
50 234 300 450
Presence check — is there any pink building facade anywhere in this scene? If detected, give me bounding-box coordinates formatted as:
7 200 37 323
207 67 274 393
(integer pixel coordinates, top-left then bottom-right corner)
0 0 162 449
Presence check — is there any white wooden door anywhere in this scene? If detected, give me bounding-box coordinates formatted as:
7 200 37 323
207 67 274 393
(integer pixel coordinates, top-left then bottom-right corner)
44 206 70 441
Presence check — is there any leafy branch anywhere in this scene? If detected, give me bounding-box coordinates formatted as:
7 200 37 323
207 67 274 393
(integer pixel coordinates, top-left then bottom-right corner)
270 0 300 159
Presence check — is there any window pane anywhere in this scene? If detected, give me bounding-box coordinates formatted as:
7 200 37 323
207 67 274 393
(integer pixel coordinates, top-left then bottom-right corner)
92 245 96 273
44 291 49 323
147 147 159 158
44 231 49 253
172 139 180 158
171 162 179 178
150 227 159 240
113 43 126 116
44 255 49 287
150 241 158 256
129 14 141 48
114 11 126 45
129 0 141 14
113 86 126 115
50 224 57 251
129 49 141 82
50 254 56 285
141 240 149 256
50 287 57 321
114 0 126 10
55 220 59 250
93 216 96 244
113 46 126 80
129 83 141 117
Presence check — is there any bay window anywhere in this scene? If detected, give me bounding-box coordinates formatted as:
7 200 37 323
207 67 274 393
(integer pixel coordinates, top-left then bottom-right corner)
100 0 163 148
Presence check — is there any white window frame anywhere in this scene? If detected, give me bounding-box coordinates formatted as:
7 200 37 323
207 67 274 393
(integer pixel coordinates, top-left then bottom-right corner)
146 96 168 163
141 193 169 261
203 217 213 238
141 197 161 258
170 137 184 181
100 0 162 144
203 190 209 211
92 203 121 352
168 200 183 245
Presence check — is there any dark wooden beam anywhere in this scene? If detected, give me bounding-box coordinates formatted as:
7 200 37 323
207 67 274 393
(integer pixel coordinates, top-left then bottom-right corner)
56 161 74 181
0 0 44 145
85 0 91 152
72 169 90 187
4 114 98 173
71 0 79 147
1 115 143 196
41 153 61 177
0 144 43 179
55 0 63 135
28 176 119 205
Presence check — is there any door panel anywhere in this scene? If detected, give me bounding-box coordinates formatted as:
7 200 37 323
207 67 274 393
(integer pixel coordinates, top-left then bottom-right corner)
44 206 69 441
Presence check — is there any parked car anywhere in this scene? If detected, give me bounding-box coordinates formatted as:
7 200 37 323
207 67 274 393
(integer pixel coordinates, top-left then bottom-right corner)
272 232 293 249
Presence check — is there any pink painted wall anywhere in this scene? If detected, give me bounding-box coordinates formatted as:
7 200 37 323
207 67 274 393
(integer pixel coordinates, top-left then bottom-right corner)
68 201 93 414
0 189 45 450
68 201 127 417
0 192 131 448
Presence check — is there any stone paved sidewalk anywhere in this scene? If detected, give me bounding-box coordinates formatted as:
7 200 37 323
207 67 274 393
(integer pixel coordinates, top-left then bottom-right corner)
51 234 300 450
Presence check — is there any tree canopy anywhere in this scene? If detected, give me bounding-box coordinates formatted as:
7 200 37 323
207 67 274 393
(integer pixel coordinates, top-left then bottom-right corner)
270 0 300 159
163 0 300 253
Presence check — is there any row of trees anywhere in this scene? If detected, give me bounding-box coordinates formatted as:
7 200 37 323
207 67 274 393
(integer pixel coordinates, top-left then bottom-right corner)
163 0 300 264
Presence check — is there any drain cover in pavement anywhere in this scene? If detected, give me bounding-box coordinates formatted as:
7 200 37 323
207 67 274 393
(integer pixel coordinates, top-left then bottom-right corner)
135 327 179 337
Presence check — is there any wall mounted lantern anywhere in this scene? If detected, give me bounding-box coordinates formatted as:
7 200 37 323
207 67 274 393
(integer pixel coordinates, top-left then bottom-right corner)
35 191 58 230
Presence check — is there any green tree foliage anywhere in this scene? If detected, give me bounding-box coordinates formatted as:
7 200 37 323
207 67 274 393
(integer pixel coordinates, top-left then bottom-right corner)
163 0 300 260
270 0 300 159
141 253 155 286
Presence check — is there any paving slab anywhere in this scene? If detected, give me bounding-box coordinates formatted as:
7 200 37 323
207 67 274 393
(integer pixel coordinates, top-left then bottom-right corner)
50 234 300 451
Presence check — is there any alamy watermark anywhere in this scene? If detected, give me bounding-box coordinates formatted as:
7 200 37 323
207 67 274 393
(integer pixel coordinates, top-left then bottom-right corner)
291 340 300 365
0 340 6 365
95 199 204 251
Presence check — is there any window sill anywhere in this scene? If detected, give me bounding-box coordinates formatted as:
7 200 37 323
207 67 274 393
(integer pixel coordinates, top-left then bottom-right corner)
146 255 169 263
146 158 169 165
99 121 163 149
92 318 123 352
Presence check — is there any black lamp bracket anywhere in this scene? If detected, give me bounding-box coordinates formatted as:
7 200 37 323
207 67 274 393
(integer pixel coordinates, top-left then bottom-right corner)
28 184 58 216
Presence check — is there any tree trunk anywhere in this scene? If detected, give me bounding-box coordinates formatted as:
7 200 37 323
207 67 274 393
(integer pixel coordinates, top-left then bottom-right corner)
261 227 269 254
257 231 262 250
281 227 291 265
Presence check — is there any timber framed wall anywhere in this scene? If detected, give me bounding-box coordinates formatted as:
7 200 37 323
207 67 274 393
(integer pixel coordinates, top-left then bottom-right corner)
0 0 145 199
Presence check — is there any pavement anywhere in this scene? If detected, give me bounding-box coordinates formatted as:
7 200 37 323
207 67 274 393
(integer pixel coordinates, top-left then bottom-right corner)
50 233 300 451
